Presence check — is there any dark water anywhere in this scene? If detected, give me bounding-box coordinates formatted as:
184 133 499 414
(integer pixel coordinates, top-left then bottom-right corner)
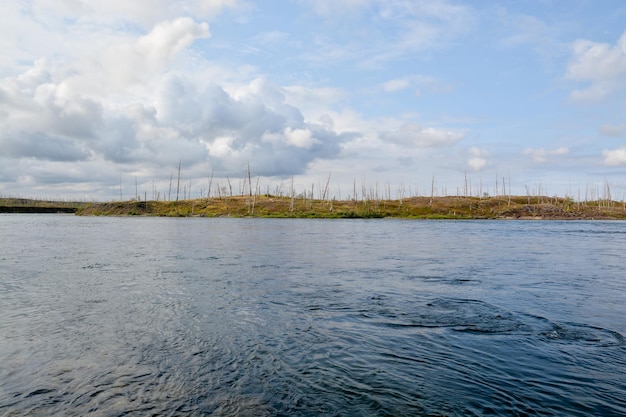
1 215 625 416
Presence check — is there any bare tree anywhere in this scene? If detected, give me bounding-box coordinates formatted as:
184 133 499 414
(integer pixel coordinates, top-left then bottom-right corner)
429 174 435 207
247 162 253 197
322 173 331 203
289 176 295 212
168 172 173 201
176 159 182 202
207 167 214 200
464 171 468 197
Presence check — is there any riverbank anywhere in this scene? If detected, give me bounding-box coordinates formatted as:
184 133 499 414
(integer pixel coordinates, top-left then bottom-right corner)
74 195 626 219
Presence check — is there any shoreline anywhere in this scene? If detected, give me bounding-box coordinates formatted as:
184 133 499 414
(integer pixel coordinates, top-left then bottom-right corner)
73 195 626 220
0 206 78 214
3 196 625 219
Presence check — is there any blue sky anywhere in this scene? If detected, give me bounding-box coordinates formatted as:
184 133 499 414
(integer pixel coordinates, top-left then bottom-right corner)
1 0 626 200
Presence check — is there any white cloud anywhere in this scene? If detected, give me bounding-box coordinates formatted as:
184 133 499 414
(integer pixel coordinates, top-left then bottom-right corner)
148 76 349 175
468 157 486 171
469 146 489 157
603 147 626 166
566 31 626 102
0 1 241 79
523 147 569 163
0 16 212 168
137 18 211 67
54 17 211 96
467 146 490 171
283 127 318 148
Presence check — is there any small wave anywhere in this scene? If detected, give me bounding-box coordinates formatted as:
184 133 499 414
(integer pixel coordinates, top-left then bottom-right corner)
407 275 482 285
81 263 109 269
539 323 625 347
252 264 279 270
360 297 626 347
207 394 275 417
24 388 55 398
362 297 529 334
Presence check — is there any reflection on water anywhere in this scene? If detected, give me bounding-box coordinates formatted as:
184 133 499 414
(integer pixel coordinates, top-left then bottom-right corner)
1 216 625 416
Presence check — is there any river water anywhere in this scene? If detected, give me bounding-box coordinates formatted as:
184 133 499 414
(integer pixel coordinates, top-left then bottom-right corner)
0 215 624 416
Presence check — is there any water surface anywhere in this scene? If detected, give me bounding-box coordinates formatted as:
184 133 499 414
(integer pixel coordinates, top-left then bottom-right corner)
1 215 625 416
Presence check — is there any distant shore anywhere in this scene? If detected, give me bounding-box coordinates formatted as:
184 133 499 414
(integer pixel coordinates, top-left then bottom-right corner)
3 196 626 219
69 195 626 220
0 198 87 214
0 206 77 214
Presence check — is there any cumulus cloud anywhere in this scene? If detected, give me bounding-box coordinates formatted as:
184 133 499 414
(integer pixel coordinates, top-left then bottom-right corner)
0 17 211 165
523 147 569 163
603 147 626 166
566 31 626 102
0 13 350 182
282 127 319 148
135 76 352 174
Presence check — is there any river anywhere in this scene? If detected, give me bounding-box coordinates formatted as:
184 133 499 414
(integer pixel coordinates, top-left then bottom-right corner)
1 215 624 416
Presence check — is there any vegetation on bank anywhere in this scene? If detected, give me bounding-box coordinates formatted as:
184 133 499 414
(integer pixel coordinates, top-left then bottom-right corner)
74 195 626 219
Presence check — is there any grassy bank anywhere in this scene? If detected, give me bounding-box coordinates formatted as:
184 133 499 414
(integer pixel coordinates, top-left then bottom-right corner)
75 195 626 219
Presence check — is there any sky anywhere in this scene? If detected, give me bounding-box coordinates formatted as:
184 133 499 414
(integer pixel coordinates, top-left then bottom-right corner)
1 0 626 201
